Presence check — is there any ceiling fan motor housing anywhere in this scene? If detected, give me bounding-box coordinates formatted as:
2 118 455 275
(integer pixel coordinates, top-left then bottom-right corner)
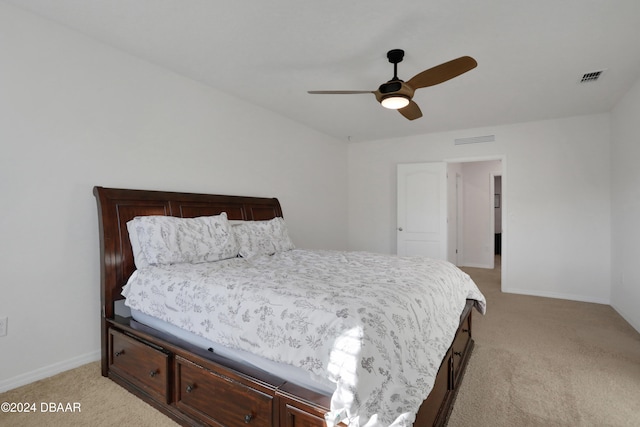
379 81 403 93
375 81 415 104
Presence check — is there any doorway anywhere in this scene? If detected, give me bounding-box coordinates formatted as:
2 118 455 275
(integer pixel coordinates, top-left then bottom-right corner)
448 158 503 271
396 158 505 284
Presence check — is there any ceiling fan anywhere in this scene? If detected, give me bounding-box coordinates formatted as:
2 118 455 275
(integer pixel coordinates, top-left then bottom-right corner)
308 49 477 120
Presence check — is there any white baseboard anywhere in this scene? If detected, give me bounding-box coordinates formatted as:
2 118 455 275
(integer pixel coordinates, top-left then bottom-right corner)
0 350 101 393
610 302 640 334
460 262 494 269
502 287 610 305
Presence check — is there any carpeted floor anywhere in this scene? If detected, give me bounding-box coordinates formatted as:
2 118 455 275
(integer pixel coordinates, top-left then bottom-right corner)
449 258 640 427
1 257 639 426
0 361 179 427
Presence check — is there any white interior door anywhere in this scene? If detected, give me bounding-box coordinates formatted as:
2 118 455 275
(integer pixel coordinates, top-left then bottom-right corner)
397 162 447 259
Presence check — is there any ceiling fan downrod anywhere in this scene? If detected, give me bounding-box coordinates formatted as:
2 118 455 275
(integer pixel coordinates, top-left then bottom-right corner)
387 49 405 81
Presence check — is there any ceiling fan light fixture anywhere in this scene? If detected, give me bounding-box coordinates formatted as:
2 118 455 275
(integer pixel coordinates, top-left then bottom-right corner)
381 95 410 110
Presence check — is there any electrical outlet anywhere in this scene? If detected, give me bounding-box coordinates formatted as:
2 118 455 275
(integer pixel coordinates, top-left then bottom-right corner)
0 316 7 337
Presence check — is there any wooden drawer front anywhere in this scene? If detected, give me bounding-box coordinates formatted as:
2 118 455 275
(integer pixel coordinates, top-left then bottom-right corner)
282 404 326 427
109 329 169 402
450 314 472 388
175 356 273 427
414 349 451 426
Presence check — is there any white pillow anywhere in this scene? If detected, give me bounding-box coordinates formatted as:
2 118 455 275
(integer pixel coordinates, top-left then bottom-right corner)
127 220 150 269
127 213 239 266
233 217 295 258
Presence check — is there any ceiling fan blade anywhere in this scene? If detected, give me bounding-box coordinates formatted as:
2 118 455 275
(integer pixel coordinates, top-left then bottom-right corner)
398 101 423 120
307 90 374 94
407 56 477 90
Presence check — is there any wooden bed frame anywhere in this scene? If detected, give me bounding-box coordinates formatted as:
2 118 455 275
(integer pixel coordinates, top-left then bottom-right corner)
94 186 475 427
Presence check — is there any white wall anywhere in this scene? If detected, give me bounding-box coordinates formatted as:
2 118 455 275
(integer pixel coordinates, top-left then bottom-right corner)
610 75 640 332
0 3 347 391
348 114 611 305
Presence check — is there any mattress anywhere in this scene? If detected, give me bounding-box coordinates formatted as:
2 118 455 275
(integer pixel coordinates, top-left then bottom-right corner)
130 308 335 394
122 249 485 427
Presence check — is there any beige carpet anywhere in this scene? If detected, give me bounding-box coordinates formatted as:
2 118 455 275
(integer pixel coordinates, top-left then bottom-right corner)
1 258 639 426
449 258 640 427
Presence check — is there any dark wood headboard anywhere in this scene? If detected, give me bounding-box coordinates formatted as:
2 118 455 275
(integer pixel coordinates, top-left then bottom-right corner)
93 186 283 320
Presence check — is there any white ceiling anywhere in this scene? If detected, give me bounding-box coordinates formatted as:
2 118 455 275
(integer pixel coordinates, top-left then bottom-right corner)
6 0 640 142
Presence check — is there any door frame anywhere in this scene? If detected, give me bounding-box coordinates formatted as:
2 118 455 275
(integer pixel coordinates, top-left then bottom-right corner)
456 172 463 266
490 172 502 269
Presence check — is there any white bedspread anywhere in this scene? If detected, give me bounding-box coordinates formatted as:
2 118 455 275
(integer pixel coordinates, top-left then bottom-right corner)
122 249 486 427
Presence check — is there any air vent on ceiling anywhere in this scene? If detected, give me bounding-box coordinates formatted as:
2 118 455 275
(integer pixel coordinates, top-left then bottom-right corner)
580 70 606 83
454 135 495 145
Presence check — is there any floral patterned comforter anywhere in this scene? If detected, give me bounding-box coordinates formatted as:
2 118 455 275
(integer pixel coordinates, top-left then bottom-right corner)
122 249 486 427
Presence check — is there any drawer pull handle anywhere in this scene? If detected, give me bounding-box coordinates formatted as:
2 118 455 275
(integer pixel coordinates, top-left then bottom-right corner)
244 414 253 423
149 370 158 378
114 350 124 357
185 384 194 393
454 351 463 357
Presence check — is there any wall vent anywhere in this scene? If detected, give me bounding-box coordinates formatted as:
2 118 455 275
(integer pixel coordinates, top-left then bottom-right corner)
454 135 495 145
580 70 605 83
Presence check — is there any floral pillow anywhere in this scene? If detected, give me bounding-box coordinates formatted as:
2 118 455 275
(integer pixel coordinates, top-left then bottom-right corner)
128 213 239 266
127 220 151 269
233 217 295 258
